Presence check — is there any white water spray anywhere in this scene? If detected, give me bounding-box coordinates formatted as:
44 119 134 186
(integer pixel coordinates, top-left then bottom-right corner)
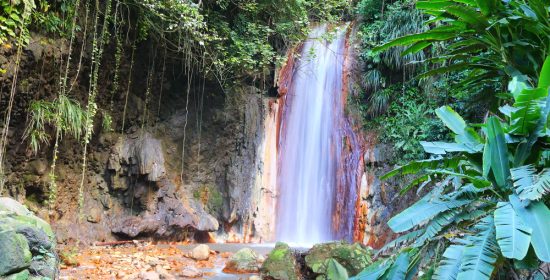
276 24 348 244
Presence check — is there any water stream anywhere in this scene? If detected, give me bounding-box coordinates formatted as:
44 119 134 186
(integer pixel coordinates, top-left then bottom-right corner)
276 24 351 244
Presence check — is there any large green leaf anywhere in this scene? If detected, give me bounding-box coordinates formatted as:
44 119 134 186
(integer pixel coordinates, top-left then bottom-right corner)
326 259 348 280
377 230 424 256
435 106 482 145
486 117 510 188
456 217 499 280
381 157 461 179
538 56 550 89
373 32 456 53
350 259 391 280
494 202 532 260
475 0 496 16
420 141 483 155
414 210 460 247
514 94 550 166
416 0 455 11
384 252 411 280
388 192 470 233
435 106 467 134
426 169 491 189
510 195 550 262
509 88 547 135
445 5 489 30
511 165 550 201
433 244 466 280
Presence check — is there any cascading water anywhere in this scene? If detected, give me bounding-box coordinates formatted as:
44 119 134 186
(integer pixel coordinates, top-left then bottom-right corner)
276 24 355 244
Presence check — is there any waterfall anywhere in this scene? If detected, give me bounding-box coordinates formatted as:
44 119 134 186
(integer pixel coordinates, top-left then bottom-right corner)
276 24 354 244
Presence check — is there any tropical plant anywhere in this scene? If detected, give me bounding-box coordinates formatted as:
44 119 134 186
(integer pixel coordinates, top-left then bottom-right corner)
0 0 34 45
23 95 87 154
358 1 428 116
356 57 550 279
366 84 449 164
374 0 550 91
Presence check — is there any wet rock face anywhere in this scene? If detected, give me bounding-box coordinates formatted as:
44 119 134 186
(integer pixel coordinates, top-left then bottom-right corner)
108 132 166 185
261 242 301 280
0 198 58 279
111 178 219 239
356 143 419 248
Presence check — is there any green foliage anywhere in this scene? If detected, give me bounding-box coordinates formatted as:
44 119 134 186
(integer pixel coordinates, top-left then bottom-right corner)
367 60 550 279
374 0 550 92
358 1 427 116
366 85 450 164
0 0 75 46
356 0 382 22
0 0 34 45
126 0 351 86
326 258 349 280
23 95 87 154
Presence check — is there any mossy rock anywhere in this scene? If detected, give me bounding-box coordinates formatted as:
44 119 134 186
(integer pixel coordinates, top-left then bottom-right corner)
0 198 54 242
0 227 32 276
261 242 300 280
305 241 372 277
0 198 58 280
223 248 260 273
0 269 30 280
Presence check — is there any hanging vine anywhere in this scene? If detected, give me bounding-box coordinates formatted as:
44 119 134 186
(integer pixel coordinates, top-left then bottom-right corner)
46 0 83 211
0 20 26 194
121 43 135 133
79 0 112 214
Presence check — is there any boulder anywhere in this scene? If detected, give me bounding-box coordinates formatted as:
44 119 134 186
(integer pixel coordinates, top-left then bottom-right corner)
0 198 58 280
111 179 219 239
0 227 32 276
305 241 372 277
1 269 29 280
223 248 260 273
260 242 300 280
190 244 210 260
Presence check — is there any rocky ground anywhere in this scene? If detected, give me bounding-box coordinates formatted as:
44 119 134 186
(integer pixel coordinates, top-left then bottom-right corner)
59 242 248 279
57 241 374 280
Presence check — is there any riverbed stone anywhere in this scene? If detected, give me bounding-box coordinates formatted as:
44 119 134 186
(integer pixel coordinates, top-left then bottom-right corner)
223 248 260 273
139 271 160 280
179 266 202 278
305 241 372 277
261 242 300 280
190 244 210 260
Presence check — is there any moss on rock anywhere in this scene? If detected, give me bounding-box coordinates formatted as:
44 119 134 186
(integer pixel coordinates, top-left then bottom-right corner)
0 227 32 276
0 198 58 280
261 242 301 280
223 248 260 273
305 241 372 277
